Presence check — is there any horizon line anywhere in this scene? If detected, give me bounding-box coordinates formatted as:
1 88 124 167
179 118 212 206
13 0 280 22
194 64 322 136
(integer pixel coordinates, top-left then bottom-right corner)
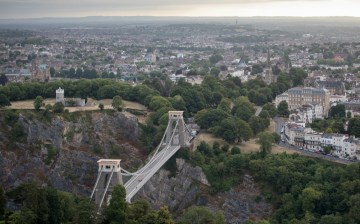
1 15 360 21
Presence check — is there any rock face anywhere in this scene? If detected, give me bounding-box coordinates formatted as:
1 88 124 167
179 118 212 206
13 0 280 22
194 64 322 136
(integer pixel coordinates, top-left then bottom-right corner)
0 111 143 195
207 174 273 223
135 158 210 212
136 162 272 223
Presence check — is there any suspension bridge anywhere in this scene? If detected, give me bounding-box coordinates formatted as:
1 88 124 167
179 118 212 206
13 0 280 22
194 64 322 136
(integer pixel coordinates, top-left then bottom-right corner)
90 111 193 206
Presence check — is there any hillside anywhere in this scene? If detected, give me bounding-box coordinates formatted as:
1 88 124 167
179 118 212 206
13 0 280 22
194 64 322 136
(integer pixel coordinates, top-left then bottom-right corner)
0 110 144 195
0 109 274 223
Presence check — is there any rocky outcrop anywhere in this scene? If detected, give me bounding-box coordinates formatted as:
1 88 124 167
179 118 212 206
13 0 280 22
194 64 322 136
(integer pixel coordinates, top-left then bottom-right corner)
135 161 272 223
135 158 209 211
207 174 273 223
0 111 143 195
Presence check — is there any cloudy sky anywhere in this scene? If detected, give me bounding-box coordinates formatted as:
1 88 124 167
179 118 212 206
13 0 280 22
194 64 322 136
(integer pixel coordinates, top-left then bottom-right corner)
0 0 359 19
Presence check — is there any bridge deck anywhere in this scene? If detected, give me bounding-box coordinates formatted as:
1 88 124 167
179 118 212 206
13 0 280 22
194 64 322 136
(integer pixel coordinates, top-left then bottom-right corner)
125 144 181 202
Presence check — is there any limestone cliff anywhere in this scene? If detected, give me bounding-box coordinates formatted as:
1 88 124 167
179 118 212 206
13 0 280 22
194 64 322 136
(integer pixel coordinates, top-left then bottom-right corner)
0 111 143 195
136 159 273 223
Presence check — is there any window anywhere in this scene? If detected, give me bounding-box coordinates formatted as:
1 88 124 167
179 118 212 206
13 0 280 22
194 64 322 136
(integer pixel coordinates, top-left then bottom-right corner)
106 165 111 169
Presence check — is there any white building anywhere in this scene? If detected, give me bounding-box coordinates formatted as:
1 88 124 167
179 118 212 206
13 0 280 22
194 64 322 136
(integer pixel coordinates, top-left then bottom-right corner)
284 122 306 146
289 104 323 124
342 137 359 159
169 74 187 83
304 131 323 152
56 87 65 104
276 87 330 116
144 54 156 63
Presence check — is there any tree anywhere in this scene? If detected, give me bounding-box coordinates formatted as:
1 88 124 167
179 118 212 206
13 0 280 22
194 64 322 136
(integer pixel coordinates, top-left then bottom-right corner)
277 101 289 117
300 187 322 212
348 194 360 223
319 214 342 224
149 96 172 111
75 68 83 78
112 95 123 111
33 96 44 111
98 103 104 111
217 98 232 113
0 186 5 220
169 95 187 112
257 132 274 157
272 132 281 143
46 188 61 224
209 54 223 64
348 117 360 137
104 185 128 224
251 64 263 75
248 90 268 106
179 206 225 224
49 67 56 77
329 104 346 118
233 106 253 122
68 68 76 78
213 118 252 143
210 67 220 77
156 206 175 224
323 146 332 154
249 115 265 135
0 74 8 86
194 109 230 130
74 199 98 224
8 210 37 224
259 110 271 127
231 146 241 155
289 68 307 87
347 111 352 119
0 94 11 107
53 102 64 113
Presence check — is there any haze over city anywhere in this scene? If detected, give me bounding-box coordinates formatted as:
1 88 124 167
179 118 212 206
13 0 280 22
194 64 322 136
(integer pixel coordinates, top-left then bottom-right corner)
1 0 360 19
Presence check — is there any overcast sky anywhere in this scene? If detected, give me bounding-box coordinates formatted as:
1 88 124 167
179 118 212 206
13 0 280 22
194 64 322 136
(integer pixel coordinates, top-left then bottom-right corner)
0 0 359 19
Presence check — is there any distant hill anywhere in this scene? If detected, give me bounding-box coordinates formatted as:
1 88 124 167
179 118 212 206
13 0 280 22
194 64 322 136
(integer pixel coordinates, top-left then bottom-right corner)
1 16 360 29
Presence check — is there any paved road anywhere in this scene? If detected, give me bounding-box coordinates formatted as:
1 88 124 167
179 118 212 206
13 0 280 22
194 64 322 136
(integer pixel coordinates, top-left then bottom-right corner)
278 136 359 164
273 116 285 135
277 140 355 165
272 117 356 165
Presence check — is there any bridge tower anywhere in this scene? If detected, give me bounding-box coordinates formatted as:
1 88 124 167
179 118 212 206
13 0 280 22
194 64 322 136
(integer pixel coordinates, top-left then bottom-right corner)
165 111 187 147
91 159 123 207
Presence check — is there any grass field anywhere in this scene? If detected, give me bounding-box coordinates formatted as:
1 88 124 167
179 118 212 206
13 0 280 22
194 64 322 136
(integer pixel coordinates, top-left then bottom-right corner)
6 98 150 123
193 132 294 155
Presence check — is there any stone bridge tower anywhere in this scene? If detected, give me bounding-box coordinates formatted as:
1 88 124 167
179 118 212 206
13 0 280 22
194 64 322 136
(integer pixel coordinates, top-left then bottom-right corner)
93 159 123 207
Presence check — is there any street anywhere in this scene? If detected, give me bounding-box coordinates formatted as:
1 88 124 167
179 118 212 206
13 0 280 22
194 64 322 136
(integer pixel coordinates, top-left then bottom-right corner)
272 117 356 165
273 116 285 135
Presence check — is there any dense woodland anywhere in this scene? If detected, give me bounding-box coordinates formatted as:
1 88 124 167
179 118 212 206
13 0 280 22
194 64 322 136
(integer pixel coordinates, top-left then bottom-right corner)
0 183 223 224
172 142 360 224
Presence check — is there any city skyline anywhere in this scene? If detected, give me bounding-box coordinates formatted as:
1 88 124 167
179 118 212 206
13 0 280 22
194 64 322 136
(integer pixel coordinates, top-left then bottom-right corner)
0 0 360 19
